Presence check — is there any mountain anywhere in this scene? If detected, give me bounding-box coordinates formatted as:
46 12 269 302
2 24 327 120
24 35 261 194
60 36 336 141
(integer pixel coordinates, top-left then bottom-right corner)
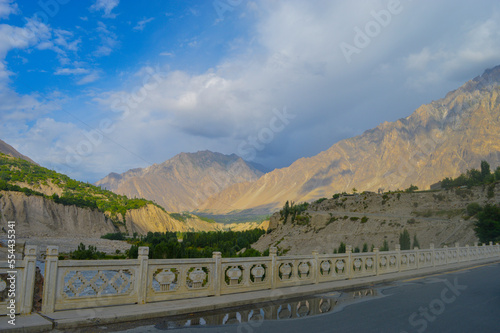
198 65 500 214
0 153 221 237
96 151 265 212
0 139 37 164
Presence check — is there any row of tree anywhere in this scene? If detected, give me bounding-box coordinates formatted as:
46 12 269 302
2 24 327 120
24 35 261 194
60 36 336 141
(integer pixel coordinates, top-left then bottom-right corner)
126 230 266 259
441 161 500 189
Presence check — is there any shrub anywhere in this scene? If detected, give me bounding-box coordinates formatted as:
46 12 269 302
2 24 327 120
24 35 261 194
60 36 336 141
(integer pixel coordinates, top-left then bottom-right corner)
399 229 411 250
338 242 346 254
70 243 106 260
466 203 483 216
360 216 369 223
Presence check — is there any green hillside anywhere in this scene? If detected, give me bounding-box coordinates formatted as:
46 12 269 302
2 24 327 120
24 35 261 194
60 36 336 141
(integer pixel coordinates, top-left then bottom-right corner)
0 153 165 224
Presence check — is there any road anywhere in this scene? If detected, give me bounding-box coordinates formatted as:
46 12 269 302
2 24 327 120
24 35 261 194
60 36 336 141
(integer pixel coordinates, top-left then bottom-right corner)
82 261 500 333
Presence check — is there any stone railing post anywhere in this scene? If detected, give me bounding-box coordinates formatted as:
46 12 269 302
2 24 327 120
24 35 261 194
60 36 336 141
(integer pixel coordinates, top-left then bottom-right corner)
373 248 379 276
443 245 448 265
430 243 435 267
213 252 222 296
465 245 470 261
136 246 149 305
346 245 352 278
42 246 59 314
395 244 401 272
312 250 319 284
21 245 37 314
414 247 419 269
455 243 460 262
269 247 277 289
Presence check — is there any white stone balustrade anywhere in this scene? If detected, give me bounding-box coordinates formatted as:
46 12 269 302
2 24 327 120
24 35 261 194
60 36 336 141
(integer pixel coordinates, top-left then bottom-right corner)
1 243 499 315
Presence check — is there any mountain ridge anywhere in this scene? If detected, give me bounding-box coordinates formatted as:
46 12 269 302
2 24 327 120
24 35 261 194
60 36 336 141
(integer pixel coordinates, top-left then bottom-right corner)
197 66 500 214
96 150 265 212
0 139 37 165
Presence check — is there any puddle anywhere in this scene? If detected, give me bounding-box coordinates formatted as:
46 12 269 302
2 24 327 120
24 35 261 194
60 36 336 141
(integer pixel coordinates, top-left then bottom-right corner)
63 287 383 332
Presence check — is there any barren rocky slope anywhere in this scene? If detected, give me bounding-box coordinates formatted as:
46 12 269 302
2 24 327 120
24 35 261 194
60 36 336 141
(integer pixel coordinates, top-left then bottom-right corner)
252 183 499 255
0 191 223 238
199 66 500 214
96 151 264 212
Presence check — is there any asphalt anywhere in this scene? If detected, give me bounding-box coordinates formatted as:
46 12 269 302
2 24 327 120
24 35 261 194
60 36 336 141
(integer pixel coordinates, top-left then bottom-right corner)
1 257 499 332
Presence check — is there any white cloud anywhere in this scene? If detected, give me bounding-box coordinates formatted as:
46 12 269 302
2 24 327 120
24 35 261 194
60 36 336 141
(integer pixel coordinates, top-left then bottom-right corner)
77 71 100 85
8 0 500 182
90 0 120 18
55 67 89 75
93 22 118 57
159 51 174 57
0 0 18 19
133 17 154 31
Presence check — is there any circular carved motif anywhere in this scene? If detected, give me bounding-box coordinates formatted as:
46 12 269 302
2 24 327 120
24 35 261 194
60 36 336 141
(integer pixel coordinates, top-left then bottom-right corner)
409 254 415 263
298 262 310 275
380 257 387 266
401 256 407 264
280 263 292 276
321 261 331 272
390 256 396 265
189 268 207 283
354 259 362 269
366 258 373 267
336 260 345 270
155 270 176 284
251 265 265 278
227 267 242 280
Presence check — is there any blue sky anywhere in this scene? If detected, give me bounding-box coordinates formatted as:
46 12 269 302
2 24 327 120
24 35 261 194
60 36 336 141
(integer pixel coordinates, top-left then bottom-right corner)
2 0 500 182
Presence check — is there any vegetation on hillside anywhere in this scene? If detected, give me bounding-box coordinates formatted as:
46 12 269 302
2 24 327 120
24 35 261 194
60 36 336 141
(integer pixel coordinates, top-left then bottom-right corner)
0 153 164 224
280 201 310 224
470 204 500 243
126 230 266 259
440 160 500 190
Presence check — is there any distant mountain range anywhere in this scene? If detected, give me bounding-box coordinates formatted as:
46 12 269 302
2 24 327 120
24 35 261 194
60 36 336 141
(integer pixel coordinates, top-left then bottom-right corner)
95 151 265 212
6 66 500 221
197 65 500 214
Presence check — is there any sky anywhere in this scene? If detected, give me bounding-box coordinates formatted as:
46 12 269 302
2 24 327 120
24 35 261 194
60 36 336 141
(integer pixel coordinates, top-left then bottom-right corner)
1 0 500 182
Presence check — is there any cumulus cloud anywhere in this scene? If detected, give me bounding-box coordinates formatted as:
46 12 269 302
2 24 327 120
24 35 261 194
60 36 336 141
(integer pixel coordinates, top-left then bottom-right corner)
6 0 500 182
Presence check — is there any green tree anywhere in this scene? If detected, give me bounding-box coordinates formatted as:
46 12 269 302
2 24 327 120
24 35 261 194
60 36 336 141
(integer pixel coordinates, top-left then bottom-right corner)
405 184 418 193
338 242 346 253
380 240 389 251
399 229 411 250
467 203 483 216
413 235 420 249
474 204 500 243
481 160 491 181
362 243 368 253
495 167 500 181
